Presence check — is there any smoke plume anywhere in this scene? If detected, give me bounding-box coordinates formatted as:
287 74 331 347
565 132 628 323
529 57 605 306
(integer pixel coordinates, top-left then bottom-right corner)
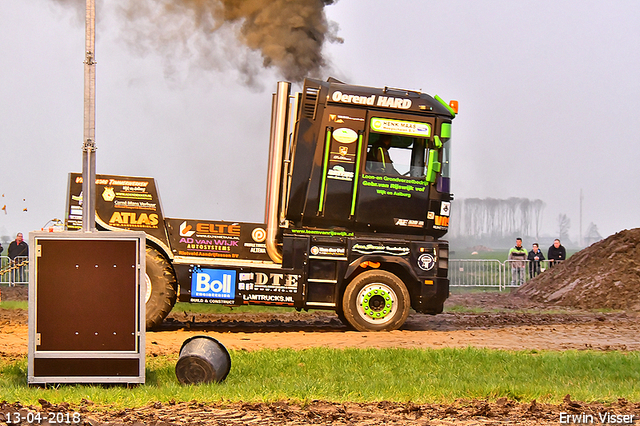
52 0 342 84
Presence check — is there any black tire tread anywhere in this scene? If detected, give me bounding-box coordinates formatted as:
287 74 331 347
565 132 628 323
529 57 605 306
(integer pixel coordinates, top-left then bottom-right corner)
145 246 177 330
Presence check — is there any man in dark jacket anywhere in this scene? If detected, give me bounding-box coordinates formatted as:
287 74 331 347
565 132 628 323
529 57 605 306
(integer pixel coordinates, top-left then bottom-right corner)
527 243 545 277
547 239 566 267
8 233 28 284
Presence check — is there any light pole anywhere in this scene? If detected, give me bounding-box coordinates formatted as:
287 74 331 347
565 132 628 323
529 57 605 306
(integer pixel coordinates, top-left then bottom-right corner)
81 0 96 232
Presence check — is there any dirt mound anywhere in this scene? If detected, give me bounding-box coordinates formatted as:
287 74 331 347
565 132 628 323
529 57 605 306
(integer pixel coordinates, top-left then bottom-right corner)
0 285 27 302
515 228 640 311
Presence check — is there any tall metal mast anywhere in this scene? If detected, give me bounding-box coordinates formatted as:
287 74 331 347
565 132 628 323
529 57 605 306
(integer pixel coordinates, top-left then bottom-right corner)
81 0 97 232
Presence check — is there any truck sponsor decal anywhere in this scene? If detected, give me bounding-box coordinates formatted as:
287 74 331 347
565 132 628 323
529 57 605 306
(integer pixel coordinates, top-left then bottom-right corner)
238 272 299 293
440 202 451 217
310 246 346 257
168 220 271 261
191 268 236 300
109 212 159 228
189 298 235 305
194 222 241 236
330 90 412 110
113 200 157 210
179 221 195 237
329 114 365 123
243 242 266 254
327 165 354 182
431 214 449 231
242 294 294 305
361 174 428 199
179 238 239 252
417 253 436 271
332 128 358 143
330 145 355 164
251 227 266 242
352 244 410 256
394 218 424 228
370 117 430 137
290 229 354 237
66 173 167 243
102 187 115 202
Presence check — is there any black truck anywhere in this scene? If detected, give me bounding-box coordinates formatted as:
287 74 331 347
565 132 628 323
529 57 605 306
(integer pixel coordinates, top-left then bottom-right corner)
66 78 457 331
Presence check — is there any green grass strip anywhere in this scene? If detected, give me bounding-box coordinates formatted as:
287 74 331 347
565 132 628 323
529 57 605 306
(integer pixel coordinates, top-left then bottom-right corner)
1 348 638 407
171 302 299 314
0 300 27 310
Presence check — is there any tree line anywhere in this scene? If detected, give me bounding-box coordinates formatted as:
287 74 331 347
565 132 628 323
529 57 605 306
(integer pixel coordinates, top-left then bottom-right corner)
449 197 546 240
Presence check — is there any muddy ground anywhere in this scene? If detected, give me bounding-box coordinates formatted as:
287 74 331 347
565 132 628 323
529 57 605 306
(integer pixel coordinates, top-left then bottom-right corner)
1 285 639 424
2 397 639 426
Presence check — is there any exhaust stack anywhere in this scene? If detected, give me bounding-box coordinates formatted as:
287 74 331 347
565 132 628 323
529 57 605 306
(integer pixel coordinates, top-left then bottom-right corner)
265 81 291 264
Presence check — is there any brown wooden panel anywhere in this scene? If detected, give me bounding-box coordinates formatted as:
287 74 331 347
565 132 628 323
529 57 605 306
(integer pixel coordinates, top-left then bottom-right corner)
36 239 138 351
34 358 140 377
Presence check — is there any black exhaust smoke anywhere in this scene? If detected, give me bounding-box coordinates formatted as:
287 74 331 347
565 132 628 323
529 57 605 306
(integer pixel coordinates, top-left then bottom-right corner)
50 0 342 84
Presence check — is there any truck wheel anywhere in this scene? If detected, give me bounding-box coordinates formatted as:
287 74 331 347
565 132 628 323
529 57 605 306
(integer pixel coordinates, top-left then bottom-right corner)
145 246 177 330
335 305 354 329
342 270 410 332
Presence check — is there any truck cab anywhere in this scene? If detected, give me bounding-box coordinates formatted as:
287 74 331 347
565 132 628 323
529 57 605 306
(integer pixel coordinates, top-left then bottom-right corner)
66 78 457 332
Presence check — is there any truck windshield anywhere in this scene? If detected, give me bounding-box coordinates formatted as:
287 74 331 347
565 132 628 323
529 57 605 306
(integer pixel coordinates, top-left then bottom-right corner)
365 132 427 178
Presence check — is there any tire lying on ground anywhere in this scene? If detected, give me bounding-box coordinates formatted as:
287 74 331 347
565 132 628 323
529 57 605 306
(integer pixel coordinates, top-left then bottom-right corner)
145 246 177 330
341 270 410 332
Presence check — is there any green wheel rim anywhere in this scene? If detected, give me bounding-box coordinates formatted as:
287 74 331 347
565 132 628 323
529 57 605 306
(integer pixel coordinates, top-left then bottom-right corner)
361 288 393 319
357 282 399 325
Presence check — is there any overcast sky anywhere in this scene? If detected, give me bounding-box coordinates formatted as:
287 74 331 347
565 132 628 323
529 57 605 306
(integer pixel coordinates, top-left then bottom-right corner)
1 0 639 246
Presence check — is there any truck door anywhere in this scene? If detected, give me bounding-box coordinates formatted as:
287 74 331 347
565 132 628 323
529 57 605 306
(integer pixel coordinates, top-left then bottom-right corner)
315 106 367 226
354 113 436 233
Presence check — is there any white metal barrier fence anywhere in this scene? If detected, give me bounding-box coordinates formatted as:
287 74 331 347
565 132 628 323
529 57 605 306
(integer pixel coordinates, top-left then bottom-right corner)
0 255 29 286
1 256 558 290
450 259 561 290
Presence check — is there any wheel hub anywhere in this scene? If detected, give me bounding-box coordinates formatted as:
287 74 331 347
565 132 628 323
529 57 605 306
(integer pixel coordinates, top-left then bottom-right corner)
358 284 398 324
145 274 152 304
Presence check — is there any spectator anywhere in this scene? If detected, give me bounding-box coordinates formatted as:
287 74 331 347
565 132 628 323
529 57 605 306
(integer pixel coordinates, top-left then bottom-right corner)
508 237 528 286
527 243 545 278
8 232 28 285
547 238 566 267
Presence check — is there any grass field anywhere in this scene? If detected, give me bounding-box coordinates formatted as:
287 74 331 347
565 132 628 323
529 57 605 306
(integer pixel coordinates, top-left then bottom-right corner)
0 300 27 310
1 348 638 407
171 302 301 314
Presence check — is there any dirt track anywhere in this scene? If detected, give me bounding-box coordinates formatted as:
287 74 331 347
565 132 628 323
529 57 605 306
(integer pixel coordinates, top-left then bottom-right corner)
2 397 640 426
1 286 639 425
2 290 639 357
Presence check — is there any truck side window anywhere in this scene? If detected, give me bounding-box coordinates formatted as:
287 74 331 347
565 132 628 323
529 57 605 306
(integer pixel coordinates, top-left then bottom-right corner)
365 133 427 178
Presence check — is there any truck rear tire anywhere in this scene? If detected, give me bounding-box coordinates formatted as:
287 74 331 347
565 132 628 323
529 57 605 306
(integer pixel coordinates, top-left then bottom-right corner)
342 270 410 332
145 246 177 330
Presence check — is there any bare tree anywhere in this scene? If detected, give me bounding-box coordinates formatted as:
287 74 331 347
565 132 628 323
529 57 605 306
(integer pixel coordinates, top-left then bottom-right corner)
532 199 546 240
557 213 571 242
455 197 546 244
585 222 602 245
